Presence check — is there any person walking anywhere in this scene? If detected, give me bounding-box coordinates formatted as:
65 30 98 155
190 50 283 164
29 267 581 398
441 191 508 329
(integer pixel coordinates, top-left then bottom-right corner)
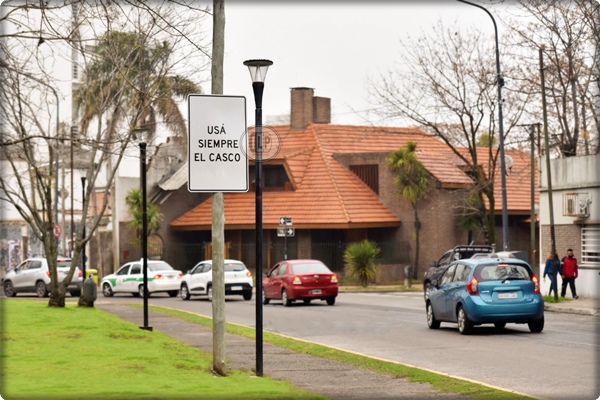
543 252 561 297
560 248 579 299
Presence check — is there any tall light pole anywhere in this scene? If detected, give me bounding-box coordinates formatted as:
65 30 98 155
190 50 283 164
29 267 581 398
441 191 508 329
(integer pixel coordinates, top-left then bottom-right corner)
81 176 86 280
457 0 509 250
244 58 272 377
139 142 152 331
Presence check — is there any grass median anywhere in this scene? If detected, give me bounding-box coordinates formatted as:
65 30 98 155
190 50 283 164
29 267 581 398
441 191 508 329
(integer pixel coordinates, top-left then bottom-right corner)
0 299 325 400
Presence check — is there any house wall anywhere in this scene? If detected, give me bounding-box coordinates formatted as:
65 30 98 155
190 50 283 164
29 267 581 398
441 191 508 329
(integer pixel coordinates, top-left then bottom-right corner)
539 153 600 298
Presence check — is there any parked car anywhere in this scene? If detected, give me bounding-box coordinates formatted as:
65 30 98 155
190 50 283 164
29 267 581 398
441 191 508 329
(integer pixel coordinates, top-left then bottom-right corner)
179 259 253 301
262 259 338 306
471 250 528 262
425 258 544 335
2 257 83 298
423 245 493 301
101 259 182 297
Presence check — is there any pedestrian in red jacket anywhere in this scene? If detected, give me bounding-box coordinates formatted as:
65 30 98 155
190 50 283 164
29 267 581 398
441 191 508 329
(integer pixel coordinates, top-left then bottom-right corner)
560 248 579 299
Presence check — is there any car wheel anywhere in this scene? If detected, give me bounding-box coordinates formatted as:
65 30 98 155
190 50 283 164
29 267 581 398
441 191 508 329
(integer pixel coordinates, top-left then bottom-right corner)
303 299 311 304
494 322 506 330
326 297 335 306
262 289 270 305
457 306 473 335
168 290 178 298
102 283 113 297
180 284 191 300
243 290 252 301
207 285 213 302
138 285 150 298
528 317 544 333
36 281 48 298
281 289 291 307
3 281 16 297
426 302 440 329
424 282 432 301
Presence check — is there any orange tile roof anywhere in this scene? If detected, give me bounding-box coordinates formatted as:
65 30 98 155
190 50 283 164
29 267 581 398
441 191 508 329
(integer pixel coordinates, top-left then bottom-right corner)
171 124 534 230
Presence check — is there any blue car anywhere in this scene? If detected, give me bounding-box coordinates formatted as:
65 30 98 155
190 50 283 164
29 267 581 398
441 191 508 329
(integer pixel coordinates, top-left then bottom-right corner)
426 258 544 334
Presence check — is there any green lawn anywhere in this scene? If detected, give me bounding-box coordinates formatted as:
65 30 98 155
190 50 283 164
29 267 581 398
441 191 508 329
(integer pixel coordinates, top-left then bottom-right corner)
0 299 325 400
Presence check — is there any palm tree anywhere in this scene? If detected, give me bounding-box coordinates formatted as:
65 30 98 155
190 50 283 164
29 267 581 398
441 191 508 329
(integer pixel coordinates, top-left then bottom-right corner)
343 240 381 287
125 188 163 242
387 141 431 280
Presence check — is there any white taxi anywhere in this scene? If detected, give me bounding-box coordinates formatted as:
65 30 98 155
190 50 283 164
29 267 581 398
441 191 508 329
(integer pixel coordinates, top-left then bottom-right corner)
101 259 182 297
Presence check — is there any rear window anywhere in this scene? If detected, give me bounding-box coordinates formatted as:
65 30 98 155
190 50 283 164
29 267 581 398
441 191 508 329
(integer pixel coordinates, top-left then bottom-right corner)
475 263 532 282
57 259 72 268
148 261 174 272
291 262 331 274
224 262 246 272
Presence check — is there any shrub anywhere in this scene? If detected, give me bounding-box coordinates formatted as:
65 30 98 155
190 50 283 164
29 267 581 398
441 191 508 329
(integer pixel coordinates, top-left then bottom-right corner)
343 240 381 287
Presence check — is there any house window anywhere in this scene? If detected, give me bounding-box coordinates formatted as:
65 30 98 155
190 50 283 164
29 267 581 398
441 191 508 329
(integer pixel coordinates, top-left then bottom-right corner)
581 224 600 267
250 164 290 191
350 164 379 194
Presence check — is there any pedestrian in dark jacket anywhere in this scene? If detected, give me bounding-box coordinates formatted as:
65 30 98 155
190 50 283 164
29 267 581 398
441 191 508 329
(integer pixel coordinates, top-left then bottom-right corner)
560 248 579 299
543 252 561 297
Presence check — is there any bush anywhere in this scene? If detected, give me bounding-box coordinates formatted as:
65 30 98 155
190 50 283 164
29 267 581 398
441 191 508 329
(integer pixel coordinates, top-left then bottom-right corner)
343 240 381 287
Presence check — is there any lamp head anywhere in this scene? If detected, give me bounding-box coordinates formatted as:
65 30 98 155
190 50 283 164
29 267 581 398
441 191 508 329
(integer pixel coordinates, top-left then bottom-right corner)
243 59 273 83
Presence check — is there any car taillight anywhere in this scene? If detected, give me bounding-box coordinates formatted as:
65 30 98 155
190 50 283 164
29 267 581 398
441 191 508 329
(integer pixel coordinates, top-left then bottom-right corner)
292 276 302 285
177 273 183 278
78 270 83 278
154 274 163 280
466 277 479 295
331 274 338 283
246 271 252 278
46 271 51 278
532 275 540 294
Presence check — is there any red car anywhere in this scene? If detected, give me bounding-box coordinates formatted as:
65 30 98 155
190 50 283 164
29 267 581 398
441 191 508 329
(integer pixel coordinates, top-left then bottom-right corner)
262 259 338 306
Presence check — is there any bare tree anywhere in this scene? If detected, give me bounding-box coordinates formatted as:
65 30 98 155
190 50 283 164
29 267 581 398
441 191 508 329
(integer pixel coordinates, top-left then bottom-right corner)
371 20 530 245
505 0 599 155
0 1 209 307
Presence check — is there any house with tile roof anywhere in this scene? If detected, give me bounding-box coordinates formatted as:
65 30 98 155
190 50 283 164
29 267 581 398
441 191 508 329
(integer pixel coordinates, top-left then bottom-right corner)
117 87 539 282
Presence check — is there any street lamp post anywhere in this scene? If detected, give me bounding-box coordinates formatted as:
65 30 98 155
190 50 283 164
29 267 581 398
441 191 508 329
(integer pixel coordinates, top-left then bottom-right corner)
139 142 152 331
81 177 86 279
457 0 509 250
244 58 273 377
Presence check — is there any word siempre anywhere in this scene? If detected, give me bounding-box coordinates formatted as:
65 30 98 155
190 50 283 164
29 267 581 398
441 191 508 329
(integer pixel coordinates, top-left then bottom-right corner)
193 124 242 162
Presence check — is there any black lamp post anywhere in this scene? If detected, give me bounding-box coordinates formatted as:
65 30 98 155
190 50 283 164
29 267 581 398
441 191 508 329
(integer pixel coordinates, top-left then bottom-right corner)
457 0 509 250
81 177 86 279
139 142 152 331
244 58 272 377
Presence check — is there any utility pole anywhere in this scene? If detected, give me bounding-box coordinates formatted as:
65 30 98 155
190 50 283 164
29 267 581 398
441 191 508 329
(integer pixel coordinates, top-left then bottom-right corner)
540 47 559 302
211 0 226 377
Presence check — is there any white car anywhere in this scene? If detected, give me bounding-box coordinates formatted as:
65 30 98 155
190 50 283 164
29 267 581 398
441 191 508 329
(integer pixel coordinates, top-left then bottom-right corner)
3 257 83 297
101 259 182 297
180 259 253 301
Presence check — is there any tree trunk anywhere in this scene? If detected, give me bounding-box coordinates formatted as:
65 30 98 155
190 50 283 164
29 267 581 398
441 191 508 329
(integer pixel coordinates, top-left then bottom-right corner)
413 204 420 280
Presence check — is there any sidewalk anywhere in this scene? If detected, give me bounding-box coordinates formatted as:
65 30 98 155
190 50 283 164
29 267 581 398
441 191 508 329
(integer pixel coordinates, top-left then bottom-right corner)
96 297 598 400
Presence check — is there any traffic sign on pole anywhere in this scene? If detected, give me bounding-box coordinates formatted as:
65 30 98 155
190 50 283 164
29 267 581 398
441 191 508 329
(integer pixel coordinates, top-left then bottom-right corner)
188 95 247 192
277 228 295 237
279 216 292 226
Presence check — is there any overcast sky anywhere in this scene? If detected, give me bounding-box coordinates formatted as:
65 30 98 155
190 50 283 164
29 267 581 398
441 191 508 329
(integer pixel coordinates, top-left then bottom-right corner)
216 1 513 126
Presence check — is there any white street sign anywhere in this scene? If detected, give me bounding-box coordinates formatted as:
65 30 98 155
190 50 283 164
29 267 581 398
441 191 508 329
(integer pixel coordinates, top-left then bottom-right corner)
277 228 295 237
188 94 247 192
279 216 293 226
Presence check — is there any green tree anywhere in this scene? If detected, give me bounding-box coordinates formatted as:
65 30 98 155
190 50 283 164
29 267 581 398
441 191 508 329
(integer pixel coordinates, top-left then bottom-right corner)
343 240 381 287
125 188 163 241
387 141 431 280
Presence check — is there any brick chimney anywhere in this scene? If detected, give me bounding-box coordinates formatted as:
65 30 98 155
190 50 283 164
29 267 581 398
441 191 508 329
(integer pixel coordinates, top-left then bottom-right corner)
290 87 331 131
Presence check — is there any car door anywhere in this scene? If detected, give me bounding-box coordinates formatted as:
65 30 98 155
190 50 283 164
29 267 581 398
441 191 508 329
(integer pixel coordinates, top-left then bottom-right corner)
11 260 33 289
441 263 470 321
263 264 281 298
189 262 211 293
126 263 142 292
113 264 132 293
431 263 457 320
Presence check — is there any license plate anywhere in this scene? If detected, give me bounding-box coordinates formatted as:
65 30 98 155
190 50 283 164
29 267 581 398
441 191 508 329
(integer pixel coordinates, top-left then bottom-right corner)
498 292 517 299
312 289 322 295
231 286 242 291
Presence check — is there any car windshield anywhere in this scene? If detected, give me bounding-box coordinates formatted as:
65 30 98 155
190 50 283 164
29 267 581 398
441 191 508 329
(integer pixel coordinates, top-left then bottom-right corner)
291 262 330 274
475 263 531 282
148 261 174 272
224 263 245 272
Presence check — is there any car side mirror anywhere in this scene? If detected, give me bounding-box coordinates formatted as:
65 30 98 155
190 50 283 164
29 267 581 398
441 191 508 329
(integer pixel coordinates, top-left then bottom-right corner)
429 261 437 268
431 278 438 287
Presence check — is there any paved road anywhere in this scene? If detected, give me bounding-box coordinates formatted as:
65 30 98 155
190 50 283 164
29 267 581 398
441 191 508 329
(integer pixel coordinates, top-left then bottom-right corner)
96 291 599 400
